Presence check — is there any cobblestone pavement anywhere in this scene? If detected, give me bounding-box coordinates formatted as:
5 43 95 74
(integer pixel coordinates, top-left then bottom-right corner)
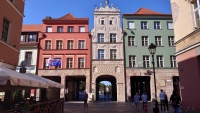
64 101 182 113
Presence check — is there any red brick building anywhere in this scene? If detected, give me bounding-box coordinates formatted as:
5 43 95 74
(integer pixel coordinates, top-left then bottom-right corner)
0 0 25 69
35 14 91 100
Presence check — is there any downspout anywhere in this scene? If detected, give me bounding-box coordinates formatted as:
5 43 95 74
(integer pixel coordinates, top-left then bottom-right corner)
122 16 127 102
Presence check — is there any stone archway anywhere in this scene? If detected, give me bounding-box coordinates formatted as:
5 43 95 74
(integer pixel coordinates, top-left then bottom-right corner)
96 75 117 101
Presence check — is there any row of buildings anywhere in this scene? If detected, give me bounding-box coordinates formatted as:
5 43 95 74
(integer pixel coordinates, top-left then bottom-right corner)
17 1 179 102
1 0 199 112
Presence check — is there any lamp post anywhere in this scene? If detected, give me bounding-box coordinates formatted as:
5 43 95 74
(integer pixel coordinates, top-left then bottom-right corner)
148 43 159 113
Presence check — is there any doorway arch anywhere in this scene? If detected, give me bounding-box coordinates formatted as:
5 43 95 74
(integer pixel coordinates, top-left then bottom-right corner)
96 75 117 101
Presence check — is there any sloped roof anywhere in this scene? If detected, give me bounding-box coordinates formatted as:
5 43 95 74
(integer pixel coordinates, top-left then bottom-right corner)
43 13 88 21
22 24 42 32
123 7 172 17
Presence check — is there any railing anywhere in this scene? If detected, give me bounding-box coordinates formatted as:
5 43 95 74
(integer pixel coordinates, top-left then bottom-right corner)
1 98 64 113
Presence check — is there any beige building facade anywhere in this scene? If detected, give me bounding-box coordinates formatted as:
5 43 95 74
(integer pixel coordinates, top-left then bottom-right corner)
170 0 200 112
91 1 125 102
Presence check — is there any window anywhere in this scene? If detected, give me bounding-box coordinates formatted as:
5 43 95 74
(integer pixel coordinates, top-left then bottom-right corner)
194 1 200 27
142 36 148 46
167 22 174 29
56 40 62 49
78 40 85 49
110 34 116 43
68 26 74 32
1 19 10 42
45 40 51 49
109 20 112 25
101 20 104 25
98 49 104 59
128 36 135 46
79 26 85 32
141 21 148 29
66 58 73 68
57 26 63 32
128 21 135 29
155 36 162 46
28 34 37 42
129 56 136 67
25 52 32 66
157 56 163 67
143 56 150 67
20 35 25 42
170 56 177 68
98 33 104 42
43 58 49 69
46 26 52 32
110 49 117 59
168 36 174 46
154 22 161 29
67 40 74 49
78 58 85 68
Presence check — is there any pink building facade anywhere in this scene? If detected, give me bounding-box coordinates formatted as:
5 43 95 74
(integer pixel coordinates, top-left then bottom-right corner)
37 14 91 100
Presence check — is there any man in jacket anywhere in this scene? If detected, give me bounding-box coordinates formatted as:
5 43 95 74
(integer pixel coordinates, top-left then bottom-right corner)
159 89 166 111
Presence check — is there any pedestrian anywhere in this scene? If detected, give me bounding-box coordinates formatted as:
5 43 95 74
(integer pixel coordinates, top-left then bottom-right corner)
159 89 166 111
83 90 88 108
164 92 169 112
141 92 148 109
133 92 140 111
170 91 181 113
104 90 106 100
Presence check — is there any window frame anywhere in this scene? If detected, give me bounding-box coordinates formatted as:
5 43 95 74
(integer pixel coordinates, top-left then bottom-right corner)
141 21 148 29
167 22 174 30
78 57 85 68
154 21 161 29
110 33 116 43
155 36 162 46
143 56 150 68
57 26 63 32
1 18 10 43
79 26 85 32
193 1 200 27
129 55 136 67
157 55 164 67
98 49 104 59
45 40 51 49
168 36 175 46
110 49 117 59
43 58 50 69
66 58 73 68
142 36 149 46
68 26 74 32
67 40 74 49
56 40 63 49
128 36 135 46
25 52 32 66
46 26 52 32
170 56 177 68
128 21 135 29
98 33 104 43
78 40 85 49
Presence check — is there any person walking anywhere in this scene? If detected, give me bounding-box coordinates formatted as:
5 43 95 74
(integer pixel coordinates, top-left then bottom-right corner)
141 92 148 110
83 90 88 109
164 92 169 112
170 91 181 113
65 87 68 102
159 89 166 111
133 92 140 111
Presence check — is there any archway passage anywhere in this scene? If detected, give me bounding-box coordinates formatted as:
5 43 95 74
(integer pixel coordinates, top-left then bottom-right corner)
96 75 117 101
65 76 86 101
131 76 151 101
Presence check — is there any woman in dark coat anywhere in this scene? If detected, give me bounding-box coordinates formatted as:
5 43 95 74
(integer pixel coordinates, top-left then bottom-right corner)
170 91 181 113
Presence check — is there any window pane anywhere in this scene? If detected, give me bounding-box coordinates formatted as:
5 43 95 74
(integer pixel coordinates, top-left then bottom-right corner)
79 27 85 32
128 22 135 29
46 27 52 32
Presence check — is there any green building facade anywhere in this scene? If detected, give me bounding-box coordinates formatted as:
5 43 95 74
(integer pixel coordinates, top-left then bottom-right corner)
122 8 179 102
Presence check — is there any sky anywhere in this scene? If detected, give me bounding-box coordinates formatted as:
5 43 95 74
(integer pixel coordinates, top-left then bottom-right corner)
23 0 172 31
100 81 111 85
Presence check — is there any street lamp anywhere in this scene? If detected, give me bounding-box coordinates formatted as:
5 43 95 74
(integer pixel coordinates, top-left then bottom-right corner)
148 43 159 113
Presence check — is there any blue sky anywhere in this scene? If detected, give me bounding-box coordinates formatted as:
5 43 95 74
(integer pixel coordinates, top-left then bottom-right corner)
100 81 111 85
23 0 172 31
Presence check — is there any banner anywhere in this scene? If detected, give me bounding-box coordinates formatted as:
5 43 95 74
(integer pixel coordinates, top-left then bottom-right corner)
46 58 61 67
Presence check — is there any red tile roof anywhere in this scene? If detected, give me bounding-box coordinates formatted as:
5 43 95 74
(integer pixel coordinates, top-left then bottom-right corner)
123 7 172 17
43 13 88 21
22 24 42 32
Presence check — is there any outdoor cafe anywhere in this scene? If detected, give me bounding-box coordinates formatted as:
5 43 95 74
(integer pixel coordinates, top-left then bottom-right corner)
0 66 64 113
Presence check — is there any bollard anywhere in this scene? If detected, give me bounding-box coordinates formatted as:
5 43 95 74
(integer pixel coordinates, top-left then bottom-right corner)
144 103 148 113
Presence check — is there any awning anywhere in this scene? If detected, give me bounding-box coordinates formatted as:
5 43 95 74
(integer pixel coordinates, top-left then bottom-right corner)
0 66 48 89
24 73 64 88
